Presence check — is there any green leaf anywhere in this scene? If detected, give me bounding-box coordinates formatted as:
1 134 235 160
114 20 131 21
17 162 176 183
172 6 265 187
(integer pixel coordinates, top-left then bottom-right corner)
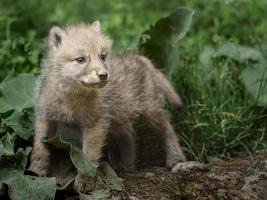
70 146 97 177
240 62 267 106
44 134 71 150
199 43 264 66
100 163 124 191
1 133 14 156
0 148 32 192
199 43 267 106
44 135 123 194
0 147 55 200
199 46 215 66
2 111 33 140
0 148 31 176
45 134 98 177
0 73 37 113
0 169 21 190
138 7 194 71
214 42 263 63
5 174 56 200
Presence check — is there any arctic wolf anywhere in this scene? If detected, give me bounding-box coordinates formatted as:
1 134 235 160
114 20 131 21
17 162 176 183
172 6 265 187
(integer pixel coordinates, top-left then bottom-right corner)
30 21 190 191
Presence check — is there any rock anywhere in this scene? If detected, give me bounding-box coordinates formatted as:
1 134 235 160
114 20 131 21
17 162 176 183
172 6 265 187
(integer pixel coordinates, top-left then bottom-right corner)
171 161 206 173
144 172 155 178
129 196 139 200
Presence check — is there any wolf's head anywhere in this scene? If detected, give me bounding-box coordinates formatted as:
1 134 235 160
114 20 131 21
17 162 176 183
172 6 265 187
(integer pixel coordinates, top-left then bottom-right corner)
47 21 112 89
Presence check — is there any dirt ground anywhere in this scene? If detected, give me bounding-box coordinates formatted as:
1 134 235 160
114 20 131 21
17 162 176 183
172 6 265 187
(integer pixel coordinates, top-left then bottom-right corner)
54 133 267 200
111 152 267 200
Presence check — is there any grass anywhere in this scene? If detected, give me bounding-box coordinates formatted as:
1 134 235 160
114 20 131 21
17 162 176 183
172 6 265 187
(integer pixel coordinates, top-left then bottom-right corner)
170 0 267 161
0 0 266 163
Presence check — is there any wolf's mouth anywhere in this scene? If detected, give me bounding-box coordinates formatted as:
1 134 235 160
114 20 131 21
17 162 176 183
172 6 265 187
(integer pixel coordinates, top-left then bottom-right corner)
81 80 107 88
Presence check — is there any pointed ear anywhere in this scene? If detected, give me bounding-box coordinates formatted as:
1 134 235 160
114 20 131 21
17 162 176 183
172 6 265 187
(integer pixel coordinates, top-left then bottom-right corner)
91 20 101 32
48 26 66 50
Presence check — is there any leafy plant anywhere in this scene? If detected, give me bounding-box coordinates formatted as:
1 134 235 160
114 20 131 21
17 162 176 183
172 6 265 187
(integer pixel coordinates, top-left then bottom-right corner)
139 7 194 72
0 74 124 199
200 42 267 106
0 74 52 199
0 73 37 113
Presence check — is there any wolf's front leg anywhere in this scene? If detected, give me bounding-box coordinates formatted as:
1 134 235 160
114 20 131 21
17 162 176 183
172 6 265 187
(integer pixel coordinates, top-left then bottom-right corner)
82 121 107 163
29 117 57 176
76 120 108 192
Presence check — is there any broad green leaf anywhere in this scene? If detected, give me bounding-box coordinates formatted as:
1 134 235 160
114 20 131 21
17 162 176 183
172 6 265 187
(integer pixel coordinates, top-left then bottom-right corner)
0 73 37 113
214 42 263 63
44 134 71 150
1 133 14 156
139 7 194 71
240 62 267 106
12 148 32 171
100 163 124 191
199 46 215 66
0 148 55 200
199 43 267 106
0 148 32 192
45 134 98 177
45 135 124 194
199 43 264 66
0 169 21 191
0 148 31 176
2 111 33 140
70 146 97 177
5 175 56 200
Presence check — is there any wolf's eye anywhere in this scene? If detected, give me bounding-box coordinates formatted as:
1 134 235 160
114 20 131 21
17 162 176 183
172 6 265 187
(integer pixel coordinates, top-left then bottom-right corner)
75 57 86 64
100 54 107 62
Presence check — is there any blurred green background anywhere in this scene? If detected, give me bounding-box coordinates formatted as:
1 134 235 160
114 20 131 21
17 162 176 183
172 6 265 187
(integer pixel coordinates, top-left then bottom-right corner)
1 0 265 76
0 0 266 162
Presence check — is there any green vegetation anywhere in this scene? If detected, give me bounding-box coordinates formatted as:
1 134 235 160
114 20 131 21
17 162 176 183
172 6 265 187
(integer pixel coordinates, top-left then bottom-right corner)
0 0 266 199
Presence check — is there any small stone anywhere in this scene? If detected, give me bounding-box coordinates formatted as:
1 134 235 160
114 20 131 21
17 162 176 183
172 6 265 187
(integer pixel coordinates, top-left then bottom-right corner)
171 161 206 173
144 172 155 178
129 195 139 200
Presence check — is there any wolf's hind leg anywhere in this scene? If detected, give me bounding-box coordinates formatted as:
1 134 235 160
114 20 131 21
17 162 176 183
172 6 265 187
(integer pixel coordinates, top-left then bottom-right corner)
109 122 136 171
143 110 186 169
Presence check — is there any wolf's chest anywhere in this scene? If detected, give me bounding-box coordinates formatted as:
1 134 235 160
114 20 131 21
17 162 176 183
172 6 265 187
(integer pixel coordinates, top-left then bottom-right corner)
45 95 99 125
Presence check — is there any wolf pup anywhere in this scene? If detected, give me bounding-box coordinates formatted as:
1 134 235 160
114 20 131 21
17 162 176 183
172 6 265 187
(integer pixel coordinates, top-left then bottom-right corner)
30 21 196 190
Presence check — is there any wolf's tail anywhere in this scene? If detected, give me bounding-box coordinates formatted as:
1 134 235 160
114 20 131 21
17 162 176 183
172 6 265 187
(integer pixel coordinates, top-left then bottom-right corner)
154 70 183 111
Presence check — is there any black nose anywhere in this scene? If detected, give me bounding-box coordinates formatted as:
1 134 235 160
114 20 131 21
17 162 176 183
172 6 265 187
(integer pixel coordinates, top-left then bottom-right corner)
98 72 108 81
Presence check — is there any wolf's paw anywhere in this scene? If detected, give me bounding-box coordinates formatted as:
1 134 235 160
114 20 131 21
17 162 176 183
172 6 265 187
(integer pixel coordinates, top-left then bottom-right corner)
29 147 51 176
75 174 96 193
171 161 206 173
166 157 186 170
28 161 50 177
